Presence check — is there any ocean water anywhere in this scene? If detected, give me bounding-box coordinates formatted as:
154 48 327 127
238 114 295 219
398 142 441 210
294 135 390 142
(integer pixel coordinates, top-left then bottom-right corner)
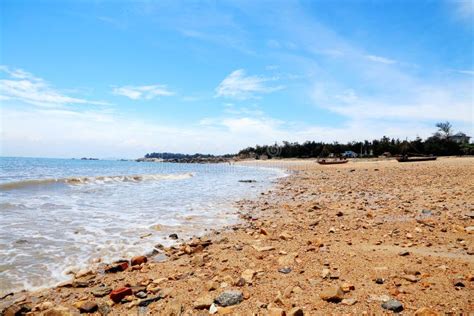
0 157 285 295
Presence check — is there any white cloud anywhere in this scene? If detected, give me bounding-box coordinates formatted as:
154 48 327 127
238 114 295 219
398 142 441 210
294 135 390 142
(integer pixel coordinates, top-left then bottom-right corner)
215 69 283 99
112 85 174 100
0 66 109 107
365 54 397 64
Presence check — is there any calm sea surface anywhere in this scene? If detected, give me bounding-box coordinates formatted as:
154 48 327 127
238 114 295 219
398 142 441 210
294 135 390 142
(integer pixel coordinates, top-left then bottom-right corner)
0 157 285 295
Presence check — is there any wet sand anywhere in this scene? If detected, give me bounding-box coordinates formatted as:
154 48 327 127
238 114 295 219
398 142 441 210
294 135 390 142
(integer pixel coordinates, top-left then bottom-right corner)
1 157 473 315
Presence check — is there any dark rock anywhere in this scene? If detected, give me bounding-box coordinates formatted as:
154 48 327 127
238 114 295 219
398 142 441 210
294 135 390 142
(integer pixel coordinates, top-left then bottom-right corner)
138 295 162 307
381 299 404 312
169 233 179 240
91 285 112 297
375 278 384 284
109 287 133 303
398 251 410 256
278 267 292 274
215 290 244 307
238 180 257 183
135 291 147 299
453 279 465 287
3 304 31 316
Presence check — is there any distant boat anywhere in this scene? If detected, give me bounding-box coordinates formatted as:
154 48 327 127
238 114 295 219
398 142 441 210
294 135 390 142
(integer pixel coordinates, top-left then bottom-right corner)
397 156 437 163
317 158 348 165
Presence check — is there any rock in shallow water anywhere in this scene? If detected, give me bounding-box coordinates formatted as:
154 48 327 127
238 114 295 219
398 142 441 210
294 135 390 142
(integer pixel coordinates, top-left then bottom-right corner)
214 290 244 307
381 299 404 312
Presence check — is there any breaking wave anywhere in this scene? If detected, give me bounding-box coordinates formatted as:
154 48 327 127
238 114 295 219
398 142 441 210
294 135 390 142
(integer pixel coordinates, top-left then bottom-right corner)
0 173 194 191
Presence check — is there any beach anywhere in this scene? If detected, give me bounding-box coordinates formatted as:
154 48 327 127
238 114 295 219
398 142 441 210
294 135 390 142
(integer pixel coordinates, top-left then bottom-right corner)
1 157 473 315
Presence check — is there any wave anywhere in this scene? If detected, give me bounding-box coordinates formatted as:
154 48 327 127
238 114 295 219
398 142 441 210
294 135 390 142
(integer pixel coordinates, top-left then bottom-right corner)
0 173 194 191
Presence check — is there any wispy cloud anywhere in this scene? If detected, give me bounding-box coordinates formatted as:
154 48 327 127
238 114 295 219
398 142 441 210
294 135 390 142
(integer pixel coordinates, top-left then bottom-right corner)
452 0 474 19
365 54 397 64
457 69 474 75
112 85 174 100
215 69 283 99
0 66 109 108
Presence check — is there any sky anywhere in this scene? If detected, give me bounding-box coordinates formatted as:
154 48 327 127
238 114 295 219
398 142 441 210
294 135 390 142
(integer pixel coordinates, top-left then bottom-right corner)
0 0 473 158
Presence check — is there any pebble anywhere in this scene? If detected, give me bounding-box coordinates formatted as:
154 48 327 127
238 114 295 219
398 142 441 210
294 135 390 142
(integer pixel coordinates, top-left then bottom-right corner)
319 286 344 303
340 282 355 292
375 278 384 284
91 285 112 297
241 269 256 284
109 287 133 303
169 233 179 240
341 298 357 306
104 262 128 273
193 295 214 309
381 299 404 312
137 295 161 307
398 250 410 256
278 267 292 274
131 255 147 266
214 290 244 307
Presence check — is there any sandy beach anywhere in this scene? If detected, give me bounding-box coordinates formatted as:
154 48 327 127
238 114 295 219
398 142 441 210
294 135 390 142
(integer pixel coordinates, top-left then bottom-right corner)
2 157 473 315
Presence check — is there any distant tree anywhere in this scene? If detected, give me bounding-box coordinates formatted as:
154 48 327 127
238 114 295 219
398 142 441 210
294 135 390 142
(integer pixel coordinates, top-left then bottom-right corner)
435 121 452 139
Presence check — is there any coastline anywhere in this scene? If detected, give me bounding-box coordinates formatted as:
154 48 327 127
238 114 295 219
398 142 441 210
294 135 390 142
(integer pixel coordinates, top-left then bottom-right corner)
1 157 473 315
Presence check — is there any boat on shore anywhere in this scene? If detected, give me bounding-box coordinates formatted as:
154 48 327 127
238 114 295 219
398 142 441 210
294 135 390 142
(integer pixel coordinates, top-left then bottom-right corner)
397 156 437 162
317 158 348 165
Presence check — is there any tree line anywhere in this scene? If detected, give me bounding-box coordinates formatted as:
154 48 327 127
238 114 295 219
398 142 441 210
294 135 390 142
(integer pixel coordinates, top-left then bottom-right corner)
237 122 473 158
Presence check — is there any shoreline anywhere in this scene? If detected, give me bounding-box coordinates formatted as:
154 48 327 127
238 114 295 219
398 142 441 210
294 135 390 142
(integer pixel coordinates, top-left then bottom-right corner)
1 157 473 315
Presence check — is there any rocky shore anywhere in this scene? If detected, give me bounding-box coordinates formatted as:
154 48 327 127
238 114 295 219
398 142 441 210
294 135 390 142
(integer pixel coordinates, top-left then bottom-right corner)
1 157 473 315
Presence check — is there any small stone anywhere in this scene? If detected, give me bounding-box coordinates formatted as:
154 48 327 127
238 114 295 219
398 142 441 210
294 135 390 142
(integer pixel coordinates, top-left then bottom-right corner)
91 285 112 297
321 268 330 279
414 307 440 316
319 286 344 303
135 291 147 299
194 295 214 309
104 262 128 273
398 251 410 256
288 307 304 316
214 290 244 307
137 296 161 307
336 211 344 217
453 279 465 287
206 280 219 291
252 245 275 252
341 298 357 306
279 231 293 240
241 269 256 284
131 255 147 266
278 267 292 274
381 299 404 313
109 287 133 303
34 302 54 311
76 301 98 313
340 282 355 292
209 303 218 314
169 233 179 240
42 306 76 316
402 274 419 283
375 278 384 284
259 228 269 235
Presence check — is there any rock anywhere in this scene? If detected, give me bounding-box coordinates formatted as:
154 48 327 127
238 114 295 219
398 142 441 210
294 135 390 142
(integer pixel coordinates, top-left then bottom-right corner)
321 268 330 279
278 267 292 274
381 299 404 313
375 278 384 284
137 295 161 307
279 231 293 240
206 280 219 291
402 274 419 283
367 294 390 302
91 285 112 297
214 290 244 307
131 255 147 266
209 303 218 314
241 269 256 284
259 228 269 235
288 307 304 315
340 282 355 292
135 291 147 299
453 279 465 287
398 251 410 256
109 287 133 303
465 226 474 233
3 304 31 316
76 301 98 313
341 298 357 306
97 304 110 316
267 308 286 316
319 286 344 303
104 262 128 273
34 302 54 311
72 280 89 288
193 295 214 309
414 307 440 316
169 233 179 240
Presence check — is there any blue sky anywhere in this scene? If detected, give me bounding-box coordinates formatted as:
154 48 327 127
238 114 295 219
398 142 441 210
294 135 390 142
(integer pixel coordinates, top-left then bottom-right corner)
0 0 473 158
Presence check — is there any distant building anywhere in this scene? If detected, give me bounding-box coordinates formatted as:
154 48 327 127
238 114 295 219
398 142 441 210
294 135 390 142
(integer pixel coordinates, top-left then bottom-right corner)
343 151 358 158
449 132 471 144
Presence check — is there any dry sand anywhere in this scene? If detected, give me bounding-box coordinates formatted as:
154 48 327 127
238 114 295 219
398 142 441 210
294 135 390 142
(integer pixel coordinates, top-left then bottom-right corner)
1 157 473 315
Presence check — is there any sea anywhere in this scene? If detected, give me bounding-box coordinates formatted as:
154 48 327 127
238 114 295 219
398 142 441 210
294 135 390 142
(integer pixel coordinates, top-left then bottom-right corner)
0 157 286 296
